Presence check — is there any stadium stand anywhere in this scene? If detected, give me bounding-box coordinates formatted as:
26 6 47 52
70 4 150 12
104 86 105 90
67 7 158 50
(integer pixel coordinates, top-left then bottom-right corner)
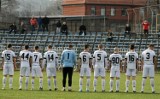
0 30 160 69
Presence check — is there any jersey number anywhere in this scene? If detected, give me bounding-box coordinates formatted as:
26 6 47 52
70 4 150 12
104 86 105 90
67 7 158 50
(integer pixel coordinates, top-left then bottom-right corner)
83 55 86 62
21 53 29 60
5 54 10 60
146 53 150 59
97 54 101 61
34 55 38 62
112 57 119 64
48 54 54 61
129 55 134 62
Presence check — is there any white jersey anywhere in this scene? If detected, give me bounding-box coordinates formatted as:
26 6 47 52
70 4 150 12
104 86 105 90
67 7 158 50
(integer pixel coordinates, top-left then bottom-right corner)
93 50 107 68
32 52 42 67
19 50 32 67
125 51 138 69
1 50 16 64
44 50 58 68
109 53 122 70
79 51 92 68
142 49 155 67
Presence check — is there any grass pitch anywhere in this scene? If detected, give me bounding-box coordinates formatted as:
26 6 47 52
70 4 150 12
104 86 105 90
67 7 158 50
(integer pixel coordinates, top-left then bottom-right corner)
0 70 160 99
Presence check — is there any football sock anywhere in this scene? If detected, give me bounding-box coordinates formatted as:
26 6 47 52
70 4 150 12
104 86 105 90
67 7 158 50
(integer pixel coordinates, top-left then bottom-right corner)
93 79 97 90
53 79 57 88
79 78 83 90
132 80 136 91
110 79 113 91
125 80 130 91
25 77 29 89
86 79 90 90
2 77 6 88
102 79 105 91
150 79 155 92
141 78 146 91
48 78 51 89
116 80 120 91
19 77 23 88
31 79 34 89
9 77 13 88
39 78 43 88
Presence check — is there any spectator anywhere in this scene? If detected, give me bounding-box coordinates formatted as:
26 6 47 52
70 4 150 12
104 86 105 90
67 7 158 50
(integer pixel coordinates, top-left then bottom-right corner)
79 24 86 36
107 29 113 42
37 16 42 32
9 23 17 34
124 24 131 38
61 22 68 36
56 20 61 33
142 20 150 37
30 17 37 32
42 15 50 32
20 21 26 34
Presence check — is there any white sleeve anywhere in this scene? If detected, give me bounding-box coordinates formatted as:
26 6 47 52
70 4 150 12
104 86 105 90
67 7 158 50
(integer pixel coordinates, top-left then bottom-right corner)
125 53 128 59
1 51 4 58
39 53 43 59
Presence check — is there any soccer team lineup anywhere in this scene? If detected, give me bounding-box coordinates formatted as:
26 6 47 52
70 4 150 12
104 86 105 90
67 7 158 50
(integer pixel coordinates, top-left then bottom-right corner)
1 43 158 94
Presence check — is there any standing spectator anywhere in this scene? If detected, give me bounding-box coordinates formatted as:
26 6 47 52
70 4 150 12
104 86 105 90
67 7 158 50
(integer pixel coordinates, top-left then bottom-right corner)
107 29 113 42
142 20 150 37
61 22 68 36
9 23 17 34
79 25 86 36
61 44 76 91
37 16 42 32
124 24 131 38
30 17 37 32
20 21 26 34
42 15 50 32
56 20 61 33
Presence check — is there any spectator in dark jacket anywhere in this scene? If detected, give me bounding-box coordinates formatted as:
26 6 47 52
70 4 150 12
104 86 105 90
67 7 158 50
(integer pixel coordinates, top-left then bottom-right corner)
56 20 61 33
79 25 86 35
9 23 17 33
42 15 50 32
37 16 42 32
20 21 26 34
124 24 131 38
61 22 68 36
107 29 113 42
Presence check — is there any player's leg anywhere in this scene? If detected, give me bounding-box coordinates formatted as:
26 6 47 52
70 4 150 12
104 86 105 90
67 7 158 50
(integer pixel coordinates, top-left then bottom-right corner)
141 67 148 93
125 69 131 92
2 65 8 89
53 68 57 91
149 67 155 93
47 68 52 91
101 68 106 92
9 65 14 89
68 67 73 91
110 70 115 92
25 67 30 90
62 67 67 91
31 68 35 90
19 67 25 90
115 71 120 92
132 69 137 92
86 68 91 92
93 68 99 92
79 68 84 92
38 67 43 90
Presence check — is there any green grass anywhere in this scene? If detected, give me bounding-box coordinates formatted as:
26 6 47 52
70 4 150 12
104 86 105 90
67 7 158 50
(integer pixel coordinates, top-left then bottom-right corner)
0 70 160 99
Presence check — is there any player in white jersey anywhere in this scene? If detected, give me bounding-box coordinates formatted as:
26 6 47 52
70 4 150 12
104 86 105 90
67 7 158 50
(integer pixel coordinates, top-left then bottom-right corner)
78 44 92 92
93 44 107 92
141 44 157 93
31 46 43 90
1 44 16 89
43 45 58 91
19 45 32 90
125 44 138 93
109 47 122 92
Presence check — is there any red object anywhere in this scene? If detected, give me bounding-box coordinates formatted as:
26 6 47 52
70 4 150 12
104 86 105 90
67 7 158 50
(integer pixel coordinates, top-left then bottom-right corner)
142 21 149 30
30 18 37 26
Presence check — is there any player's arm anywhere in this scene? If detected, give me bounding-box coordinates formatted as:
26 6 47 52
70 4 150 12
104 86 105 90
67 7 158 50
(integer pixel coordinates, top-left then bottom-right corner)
78 57 81 72
1 57 4 69
13 57 17 70
124 58 127 72
120 59 122 72
55 54 59 68
89 58 92 69
92 55 95 70
29 56 32 69
153 56 157 71
104 56 108 70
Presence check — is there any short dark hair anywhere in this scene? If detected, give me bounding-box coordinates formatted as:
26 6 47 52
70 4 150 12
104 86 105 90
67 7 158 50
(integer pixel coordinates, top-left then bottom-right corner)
48 45 52 49
148 44 154 48
98 44 103 49
25 45 29 49
7 44 12 48
69 44 73 48
34 46 39 50
130 44 135 50
85 44 90 49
